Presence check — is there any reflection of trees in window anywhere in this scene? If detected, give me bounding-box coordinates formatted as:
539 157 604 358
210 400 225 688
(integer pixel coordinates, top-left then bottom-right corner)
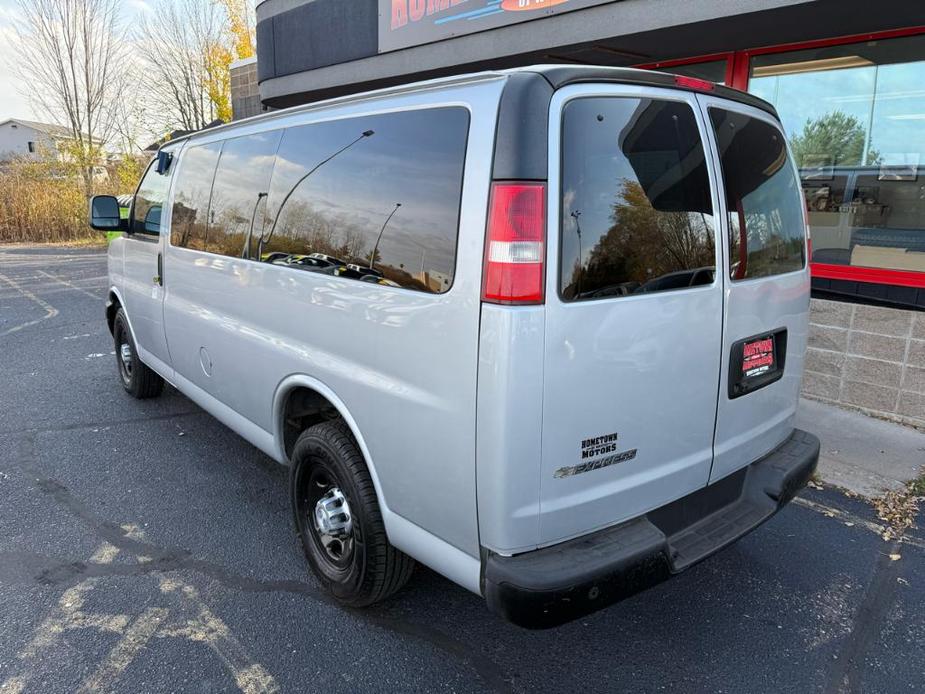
257 108 468 293
789 111 880 168
266 199 431 291
567 179 714 298
170 143 221 250
133 158 171 235
171 197 212 249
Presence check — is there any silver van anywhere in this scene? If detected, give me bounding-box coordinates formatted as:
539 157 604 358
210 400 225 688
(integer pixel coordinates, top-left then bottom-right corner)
89 66 820 628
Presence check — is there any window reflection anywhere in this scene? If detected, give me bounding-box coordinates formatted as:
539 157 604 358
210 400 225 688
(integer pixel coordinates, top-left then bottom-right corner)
133 155 172 236
260 108 469 293
749 35 925 273
560 97 716 301
709 109 805 280
208 131 281 258
170 143 222 249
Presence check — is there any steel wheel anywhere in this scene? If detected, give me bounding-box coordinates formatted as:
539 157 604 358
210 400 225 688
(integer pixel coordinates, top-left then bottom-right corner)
295 458 359 578
289 421 415 606
118 338 133 384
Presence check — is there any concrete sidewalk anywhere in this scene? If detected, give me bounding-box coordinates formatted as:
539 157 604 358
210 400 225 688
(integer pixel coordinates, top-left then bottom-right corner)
796 397 925 497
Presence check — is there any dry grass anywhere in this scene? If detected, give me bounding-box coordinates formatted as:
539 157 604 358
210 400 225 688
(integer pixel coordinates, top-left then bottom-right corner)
0 172 91 244
0 155 145 245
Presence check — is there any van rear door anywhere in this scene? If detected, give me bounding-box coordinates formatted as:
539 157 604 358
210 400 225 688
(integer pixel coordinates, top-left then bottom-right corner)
697 97 810 482
539 85 725 546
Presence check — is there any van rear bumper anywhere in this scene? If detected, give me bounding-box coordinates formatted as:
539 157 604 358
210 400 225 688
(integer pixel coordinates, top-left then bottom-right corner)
482 428 820 629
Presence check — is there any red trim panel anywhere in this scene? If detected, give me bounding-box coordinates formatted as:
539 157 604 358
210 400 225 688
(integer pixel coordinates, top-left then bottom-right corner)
812 262 925 290
634 52 733 72
743 25 925 57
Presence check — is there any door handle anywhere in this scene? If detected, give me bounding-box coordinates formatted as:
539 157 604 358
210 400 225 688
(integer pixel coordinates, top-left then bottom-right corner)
154 252 163 286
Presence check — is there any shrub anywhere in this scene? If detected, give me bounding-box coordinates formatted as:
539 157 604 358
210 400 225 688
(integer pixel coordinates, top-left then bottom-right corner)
0 153 147 244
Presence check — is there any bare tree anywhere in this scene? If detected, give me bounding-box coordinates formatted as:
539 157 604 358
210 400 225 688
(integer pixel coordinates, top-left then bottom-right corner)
13 0 126 196
136 0 228 133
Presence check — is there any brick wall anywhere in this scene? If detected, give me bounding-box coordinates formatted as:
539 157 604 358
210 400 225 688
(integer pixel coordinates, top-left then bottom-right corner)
230 57 263 121
803 298 925 428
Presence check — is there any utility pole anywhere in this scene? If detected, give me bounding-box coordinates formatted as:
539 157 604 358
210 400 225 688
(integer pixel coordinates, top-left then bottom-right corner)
369 202 401 269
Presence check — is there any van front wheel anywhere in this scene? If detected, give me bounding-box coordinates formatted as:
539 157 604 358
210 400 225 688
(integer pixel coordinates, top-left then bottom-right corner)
290 421 414 607
112 308 164 399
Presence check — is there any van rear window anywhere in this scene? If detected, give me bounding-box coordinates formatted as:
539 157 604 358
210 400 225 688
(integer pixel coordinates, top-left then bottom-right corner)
559 97 716 301
708 108 805 280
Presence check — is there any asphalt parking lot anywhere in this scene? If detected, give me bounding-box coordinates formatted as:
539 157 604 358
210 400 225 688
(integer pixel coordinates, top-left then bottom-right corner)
1 245 923 693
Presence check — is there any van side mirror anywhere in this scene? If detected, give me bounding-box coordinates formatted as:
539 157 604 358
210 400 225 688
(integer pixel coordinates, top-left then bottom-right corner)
89 195 127 231
143 205 162 234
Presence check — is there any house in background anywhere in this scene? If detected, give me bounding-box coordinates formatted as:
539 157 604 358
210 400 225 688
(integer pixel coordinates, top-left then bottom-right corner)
0 118 86 162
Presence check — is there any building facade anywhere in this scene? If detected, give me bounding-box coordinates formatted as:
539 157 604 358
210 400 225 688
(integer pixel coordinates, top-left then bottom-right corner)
0 119 76 162
254 0 925 424
230 56 266 121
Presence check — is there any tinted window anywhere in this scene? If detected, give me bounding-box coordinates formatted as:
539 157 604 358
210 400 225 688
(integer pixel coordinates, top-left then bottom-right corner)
709 109 805 280
259 107 469 293
207 131 282 257
170 142 222 250
132 154 173 235
560 97 716 301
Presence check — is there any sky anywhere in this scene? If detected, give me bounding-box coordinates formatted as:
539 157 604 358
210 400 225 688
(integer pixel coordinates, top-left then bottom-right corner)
0 0 152 123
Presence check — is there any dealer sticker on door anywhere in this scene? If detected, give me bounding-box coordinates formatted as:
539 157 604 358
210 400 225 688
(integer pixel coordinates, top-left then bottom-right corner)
554 431 637 479
742 336 775 378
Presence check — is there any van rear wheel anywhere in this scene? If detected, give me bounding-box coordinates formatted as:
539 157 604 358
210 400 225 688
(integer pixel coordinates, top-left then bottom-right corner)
112 308 164 399
290 421 414 607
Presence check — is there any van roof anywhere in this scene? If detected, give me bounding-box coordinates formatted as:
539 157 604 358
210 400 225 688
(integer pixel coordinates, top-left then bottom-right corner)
164 65 776 150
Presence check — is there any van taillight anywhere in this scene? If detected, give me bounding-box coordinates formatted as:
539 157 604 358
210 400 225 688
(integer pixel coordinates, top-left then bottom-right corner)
674 75 715 92
482 182 546 305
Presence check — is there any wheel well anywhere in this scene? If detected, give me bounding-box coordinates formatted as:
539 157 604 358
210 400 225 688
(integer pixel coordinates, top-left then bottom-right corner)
106 293 121 335
281 386 344 461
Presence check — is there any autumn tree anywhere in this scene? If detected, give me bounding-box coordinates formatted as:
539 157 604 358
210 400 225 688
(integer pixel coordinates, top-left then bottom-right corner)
12 0 126 196
569 179 714 297
136 0 256 133
217 0 256 59
136 0 226 131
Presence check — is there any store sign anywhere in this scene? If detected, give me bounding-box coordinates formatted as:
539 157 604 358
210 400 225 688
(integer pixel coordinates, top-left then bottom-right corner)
379 0 617 53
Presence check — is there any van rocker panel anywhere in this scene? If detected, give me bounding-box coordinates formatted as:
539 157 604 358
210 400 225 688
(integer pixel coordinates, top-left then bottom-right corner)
482 428 819 629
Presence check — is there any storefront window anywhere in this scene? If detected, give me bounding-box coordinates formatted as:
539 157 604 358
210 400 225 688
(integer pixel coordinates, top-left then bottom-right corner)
749 35 925 273
659 60 727 85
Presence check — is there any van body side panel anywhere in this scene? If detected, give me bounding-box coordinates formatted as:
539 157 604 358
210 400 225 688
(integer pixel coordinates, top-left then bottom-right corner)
107 237 125 307
476 305 545 555
163 82 504 558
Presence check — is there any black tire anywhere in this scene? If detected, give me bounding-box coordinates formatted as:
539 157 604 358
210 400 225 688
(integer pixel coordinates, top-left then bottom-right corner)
290 420 414 607
112 307 164 399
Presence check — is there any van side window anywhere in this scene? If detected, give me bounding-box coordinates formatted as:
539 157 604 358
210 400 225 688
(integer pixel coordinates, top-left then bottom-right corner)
208 131 283 258
132 154 173 236
560 97 716 301
708 109 805 280
170 142 222 250
259 107 469 293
